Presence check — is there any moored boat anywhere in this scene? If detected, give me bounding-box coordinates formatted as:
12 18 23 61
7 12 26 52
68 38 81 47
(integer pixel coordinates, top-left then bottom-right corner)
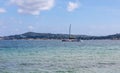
62 24 80 42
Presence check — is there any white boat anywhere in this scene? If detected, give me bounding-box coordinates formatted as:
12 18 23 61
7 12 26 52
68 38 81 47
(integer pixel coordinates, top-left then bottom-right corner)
62 39 80 42
62 24 80 42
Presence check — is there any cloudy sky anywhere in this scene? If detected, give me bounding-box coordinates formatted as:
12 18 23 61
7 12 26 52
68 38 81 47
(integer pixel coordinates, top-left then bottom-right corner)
0 0 120 36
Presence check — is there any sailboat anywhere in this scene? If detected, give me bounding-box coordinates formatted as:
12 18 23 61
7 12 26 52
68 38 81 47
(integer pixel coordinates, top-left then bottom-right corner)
62 24 80 42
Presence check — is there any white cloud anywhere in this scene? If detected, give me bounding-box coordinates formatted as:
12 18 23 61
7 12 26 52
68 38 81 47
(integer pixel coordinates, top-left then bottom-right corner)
67 1 79 12
10 0 55 15
15 28 19 32
28 25 34 30
0 8 6 13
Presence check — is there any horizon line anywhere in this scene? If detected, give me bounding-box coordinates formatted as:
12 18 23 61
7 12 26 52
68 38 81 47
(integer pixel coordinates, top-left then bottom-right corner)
1 31 120 37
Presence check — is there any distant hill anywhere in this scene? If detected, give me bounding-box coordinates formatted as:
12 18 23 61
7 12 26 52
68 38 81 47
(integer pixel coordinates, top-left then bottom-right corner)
2 32 71 40
1 32 120 40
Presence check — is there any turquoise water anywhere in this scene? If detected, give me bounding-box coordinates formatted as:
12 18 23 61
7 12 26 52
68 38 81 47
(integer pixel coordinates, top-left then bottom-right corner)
0 40 120 73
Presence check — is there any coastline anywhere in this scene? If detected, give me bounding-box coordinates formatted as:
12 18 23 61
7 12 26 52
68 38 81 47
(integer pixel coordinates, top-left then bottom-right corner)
1 32 120 40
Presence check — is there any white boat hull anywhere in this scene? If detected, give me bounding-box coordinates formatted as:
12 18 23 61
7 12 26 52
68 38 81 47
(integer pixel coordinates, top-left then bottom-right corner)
62 39 80 42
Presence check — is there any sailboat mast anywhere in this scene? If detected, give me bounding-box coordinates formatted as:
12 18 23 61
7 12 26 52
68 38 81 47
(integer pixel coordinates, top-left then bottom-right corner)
69 24 71 39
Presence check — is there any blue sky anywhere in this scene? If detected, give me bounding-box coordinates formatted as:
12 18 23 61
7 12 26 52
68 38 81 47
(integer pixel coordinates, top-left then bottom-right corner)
0 0 120 36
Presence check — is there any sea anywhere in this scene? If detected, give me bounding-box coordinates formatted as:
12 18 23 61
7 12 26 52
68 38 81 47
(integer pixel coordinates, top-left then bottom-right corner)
0 40 120 73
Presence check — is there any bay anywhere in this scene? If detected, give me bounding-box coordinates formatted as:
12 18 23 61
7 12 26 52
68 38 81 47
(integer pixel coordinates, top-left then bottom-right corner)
0 40 120 73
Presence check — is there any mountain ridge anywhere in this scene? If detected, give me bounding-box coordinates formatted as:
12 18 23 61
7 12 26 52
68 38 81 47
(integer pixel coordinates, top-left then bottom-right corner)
1 32 120 40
